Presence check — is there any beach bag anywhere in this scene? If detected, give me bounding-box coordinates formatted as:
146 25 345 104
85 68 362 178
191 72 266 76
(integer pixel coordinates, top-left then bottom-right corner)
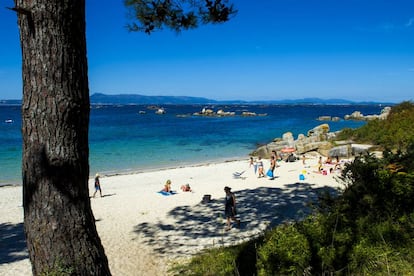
202 194 211 203
266 169 273 178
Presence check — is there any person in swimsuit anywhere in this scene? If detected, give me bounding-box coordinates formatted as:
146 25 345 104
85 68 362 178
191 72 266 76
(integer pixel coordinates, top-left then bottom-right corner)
256 156 265 178
93 173 102 198
269 155 276 180
163 179 172 193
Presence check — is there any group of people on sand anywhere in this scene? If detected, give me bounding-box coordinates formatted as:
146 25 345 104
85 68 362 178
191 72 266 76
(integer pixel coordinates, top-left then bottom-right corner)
249 150 281 180
315 155 344 175
161 179 192 193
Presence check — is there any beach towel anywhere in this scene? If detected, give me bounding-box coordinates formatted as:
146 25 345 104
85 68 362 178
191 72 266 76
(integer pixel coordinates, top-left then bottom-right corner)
158 191 176 196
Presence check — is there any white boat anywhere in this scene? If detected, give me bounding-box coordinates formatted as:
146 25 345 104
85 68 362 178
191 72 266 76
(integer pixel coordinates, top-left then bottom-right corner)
155 108 166 114
5 119 14 123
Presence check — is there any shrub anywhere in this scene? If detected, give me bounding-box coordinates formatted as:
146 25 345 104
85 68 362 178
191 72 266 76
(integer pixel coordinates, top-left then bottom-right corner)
257 223 310 275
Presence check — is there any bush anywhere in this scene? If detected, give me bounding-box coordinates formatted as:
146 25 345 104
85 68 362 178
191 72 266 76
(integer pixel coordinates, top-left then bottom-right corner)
257 223 310 275
173 247 237 276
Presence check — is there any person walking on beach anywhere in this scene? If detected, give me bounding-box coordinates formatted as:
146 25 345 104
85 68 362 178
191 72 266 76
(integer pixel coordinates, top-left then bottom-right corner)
249 156 258 175
256 156 265 178
224 186 240 231
93 173 102 198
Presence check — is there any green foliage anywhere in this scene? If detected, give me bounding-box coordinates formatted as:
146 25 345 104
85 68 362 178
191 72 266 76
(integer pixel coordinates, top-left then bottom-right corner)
256 223 310 275
349 238 414 275
40 259 74 276
337 152 414 220
337 101 414 151
172 244 246 276
124 0 237 33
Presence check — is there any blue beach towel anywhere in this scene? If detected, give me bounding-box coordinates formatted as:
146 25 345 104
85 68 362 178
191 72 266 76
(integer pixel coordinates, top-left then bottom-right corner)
158 190 176 196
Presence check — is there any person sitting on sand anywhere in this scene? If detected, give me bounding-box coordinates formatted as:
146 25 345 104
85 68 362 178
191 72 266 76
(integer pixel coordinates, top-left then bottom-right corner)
325 156 332 164
163 179 172 193
181 183 192 192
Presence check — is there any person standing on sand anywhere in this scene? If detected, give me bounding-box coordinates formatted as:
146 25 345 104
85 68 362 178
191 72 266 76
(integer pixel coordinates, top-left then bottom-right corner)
224 186 240 231
249 156 257 174
93 173 102 198
256 156 265 178
271 150 280 167
269 155 276 180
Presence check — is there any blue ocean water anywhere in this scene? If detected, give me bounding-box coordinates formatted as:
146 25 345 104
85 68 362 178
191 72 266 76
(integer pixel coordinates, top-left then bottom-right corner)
0 104 384 185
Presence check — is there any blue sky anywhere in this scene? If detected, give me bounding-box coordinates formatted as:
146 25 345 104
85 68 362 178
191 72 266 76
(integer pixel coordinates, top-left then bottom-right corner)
1 0 413 102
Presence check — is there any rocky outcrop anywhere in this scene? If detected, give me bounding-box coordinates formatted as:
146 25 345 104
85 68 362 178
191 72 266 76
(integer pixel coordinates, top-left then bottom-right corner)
193 108 235 117
328 143 375 158
307 124 330 138
317 116 341 121
317 106 392 122
251 123 376 158
344 106 391 121
252 123 335 158
193 108 266 117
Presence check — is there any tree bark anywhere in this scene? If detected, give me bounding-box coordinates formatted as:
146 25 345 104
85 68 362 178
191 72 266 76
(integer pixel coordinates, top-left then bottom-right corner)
15 0 111 274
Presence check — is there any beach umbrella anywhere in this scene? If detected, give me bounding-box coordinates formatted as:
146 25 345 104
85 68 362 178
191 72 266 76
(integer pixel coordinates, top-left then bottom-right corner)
281 147 296 153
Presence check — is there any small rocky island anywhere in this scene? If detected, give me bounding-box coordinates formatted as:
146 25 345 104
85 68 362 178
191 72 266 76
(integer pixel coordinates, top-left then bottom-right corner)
317 106 391 121
192 107 267 117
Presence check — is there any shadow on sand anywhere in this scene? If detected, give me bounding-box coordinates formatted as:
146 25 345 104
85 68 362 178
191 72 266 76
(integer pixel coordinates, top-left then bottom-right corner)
0 222 28 265
133 182 338 256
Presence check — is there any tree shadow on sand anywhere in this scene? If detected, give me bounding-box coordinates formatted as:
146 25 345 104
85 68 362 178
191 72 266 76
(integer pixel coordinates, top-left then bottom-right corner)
133 182 339 256
0 222 28 265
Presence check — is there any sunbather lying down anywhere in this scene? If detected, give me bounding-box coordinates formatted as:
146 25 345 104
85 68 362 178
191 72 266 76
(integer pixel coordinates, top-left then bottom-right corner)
181 183 192 192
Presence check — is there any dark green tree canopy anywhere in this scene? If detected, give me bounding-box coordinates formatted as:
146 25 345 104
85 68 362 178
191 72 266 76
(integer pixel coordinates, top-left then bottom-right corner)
124 0 236 33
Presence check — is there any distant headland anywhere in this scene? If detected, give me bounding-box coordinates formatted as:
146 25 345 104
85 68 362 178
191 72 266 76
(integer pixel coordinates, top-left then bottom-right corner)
0 93 395 106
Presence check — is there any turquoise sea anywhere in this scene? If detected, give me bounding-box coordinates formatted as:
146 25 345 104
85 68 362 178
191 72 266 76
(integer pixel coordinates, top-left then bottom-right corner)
0 104 384 185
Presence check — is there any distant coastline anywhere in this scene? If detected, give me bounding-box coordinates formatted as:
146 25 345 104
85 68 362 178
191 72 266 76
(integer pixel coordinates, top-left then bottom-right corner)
1 93 396 106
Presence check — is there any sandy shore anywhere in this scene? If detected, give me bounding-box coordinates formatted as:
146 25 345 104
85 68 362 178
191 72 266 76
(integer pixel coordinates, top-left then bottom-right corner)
0 155 345 275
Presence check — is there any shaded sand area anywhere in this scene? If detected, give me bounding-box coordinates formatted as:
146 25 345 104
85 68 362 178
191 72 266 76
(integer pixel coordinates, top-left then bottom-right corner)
0 155 345 275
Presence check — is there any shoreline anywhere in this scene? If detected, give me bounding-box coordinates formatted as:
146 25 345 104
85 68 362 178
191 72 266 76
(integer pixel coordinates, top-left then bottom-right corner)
0 155 345 275
0 155 249 187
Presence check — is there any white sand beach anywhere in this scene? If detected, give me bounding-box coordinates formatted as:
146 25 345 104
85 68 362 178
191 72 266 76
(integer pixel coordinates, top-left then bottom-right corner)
0 155 346 275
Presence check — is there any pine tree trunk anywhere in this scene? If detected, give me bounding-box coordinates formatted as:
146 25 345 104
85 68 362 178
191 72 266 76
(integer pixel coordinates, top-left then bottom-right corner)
15 0 111 274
